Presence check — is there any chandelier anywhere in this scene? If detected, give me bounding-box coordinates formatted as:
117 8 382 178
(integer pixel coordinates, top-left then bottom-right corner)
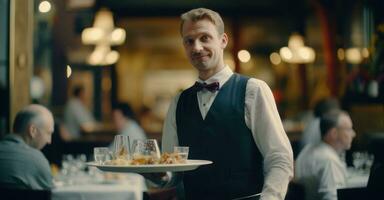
279 33 316 64
81 8 126 65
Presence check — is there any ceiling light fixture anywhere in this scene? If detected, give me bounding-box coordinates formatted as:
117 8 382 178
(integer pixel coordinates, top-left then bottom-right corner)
279 33 315 64
81 8 126 66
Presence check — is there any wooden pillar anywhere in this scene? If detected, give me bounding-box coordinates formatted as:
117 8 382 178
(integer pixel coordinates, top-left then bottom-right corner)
9 0 34 129
313 0 338 96
298 64 308 109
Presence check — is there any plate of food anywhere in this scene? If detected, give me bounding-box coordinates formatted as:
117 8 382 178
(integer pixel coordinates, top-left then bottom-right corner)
87 159 213 173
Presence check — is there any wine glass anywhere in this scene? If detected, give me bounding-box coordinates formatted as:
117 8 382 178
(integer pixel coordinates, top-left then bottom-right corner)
131 139 161 164
113 135 131 160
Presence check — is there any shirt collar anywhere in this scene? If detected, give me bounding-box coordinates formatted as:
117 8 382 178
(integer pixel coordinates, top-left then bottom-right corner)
320 141 341 157
197 65 233 88
3 134 26 145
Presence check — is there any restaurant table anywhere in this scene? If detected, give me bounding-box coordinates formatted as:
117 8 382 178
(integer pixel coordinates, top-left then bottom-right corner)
345 168 369 188
52 173 146 200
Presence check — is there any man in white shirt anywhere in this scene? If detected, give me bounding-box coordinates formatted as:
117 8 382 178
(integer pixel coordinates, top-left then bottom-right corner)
295 110 356 200
160 8 293 200
300 98 339 149
112 103 147 142
64 85 97 139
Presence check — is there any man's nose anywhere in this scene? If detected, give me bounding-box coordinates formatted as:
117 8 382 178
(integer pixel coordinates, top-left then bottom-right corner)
192 41 203 51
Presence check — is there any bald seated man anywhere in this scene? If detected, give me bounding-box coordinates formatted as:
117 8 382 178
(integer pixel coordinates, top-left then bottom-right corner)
0 104 54 189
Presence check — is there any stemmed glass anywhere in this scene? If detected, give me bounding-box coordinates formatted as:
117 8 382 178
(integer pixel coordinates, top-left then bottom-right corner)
114 135 131 160
131 139 161 164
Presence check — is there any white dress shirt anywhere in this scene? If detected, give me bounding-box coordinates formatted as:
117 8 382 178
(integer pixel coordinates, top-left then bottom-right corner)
64 98 96 138
162 66 293 200
121 120 147 142
295 142 347 200
301 118 322 147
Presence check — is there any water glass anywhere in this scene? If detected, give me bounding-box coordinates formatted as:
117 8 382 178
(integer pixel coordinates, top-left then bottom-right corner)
94 147 110 165
131 139 161 162
174 146 189 162
114 135 131 160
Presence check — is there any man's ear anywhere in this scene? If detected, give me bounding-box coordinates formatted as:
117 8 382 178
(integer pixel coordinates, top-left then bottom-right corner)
221 33 228 49
324 127 337 141
328 127 338 140
28 124 38 138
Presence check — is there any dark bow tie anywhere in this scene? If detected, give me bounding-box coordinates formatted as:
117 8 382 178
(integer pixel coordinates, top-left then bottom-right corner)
193 81 220 92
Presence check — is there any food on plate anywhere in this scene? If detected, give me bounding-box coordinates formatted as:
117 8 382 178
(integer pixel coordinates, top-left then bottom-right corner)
104 152 186 166
159 152 186 164
104 158 131 166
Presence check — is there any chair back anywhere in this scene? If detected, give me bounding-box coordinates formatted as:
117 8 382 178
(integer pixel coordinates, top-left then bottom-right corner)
337 187 367 200
0 187 51 200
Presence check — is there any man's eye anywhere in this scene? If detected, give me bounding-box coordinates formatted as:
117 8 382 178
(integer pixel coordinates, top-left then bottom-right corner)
184 39 193 45
201 35 209 41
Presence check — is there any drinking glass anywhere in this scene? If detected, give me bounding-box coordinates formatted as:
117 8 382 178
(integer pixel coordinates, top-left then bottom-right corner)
94 147 109 165
131 139 161 164
174 146 189 163
114 135 131 160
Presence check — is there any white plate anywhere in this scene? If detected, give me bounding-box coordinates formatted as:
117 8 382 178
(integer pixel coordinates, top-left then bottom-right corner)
87 160 213 173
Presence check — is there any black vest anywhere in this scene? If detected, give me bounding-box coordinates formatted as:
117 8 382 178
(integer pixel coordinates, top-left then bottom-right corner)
176 74 264 200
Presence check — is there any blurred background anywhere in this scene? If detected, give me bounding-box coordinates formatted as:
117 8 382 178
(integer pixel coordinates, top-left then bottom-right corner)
0 0 383 163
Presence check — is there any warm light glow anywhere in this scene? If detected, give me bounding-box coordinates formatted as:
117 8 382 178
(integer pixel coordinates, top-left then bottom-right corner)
31 76 45 99
81 8 125 65
88 47 106 65
270 52 281 65
66 65 72 78
238 50 251 63
298 47 315 62
337 48 345 60
346 48 362 64
39 1 51 13
279 33 315 64
288 34 304 49
81 28 104 44
93 9 114 30
362 48 370 58
110 28 126 45
280 47 292 60
105 50 119 65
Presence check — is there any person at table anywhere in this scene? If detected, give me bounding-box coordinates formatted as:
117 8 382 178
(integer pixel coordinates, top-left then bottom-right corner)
112 102 147 142
158 8 293 200
300 97 340 150
63 85 97 139
295 109 356 200
0 104 54 189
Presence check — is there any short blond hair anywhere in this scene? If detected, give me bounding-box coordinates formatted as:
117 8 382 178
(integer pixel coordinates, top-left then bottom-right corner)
180 8 224 35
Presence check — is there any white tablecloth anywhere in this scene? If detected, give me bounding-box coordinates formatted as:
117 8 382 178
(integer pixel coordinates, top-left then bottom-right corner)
52 173 146 200
345 168 369 188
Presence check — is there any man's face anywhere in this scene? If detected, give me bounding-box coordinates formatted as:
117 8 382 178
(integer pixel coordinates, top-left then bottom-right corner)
181 19 227 73
112 109 125 130
336 114 355 150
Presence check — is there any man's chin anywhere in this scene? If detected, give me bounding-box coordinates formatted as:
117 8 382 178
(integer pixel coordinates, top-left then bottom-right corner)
192 63 210 70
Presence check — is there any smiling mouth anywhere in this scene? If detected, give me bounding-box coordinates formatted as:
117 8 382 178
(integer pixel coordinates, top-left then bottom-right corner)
193 55 209 60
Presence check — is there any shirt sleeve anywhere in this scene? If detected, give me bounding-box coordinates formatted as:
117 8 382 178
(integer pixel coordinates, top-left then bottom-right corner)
161 93 181 153
245 79 294 200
